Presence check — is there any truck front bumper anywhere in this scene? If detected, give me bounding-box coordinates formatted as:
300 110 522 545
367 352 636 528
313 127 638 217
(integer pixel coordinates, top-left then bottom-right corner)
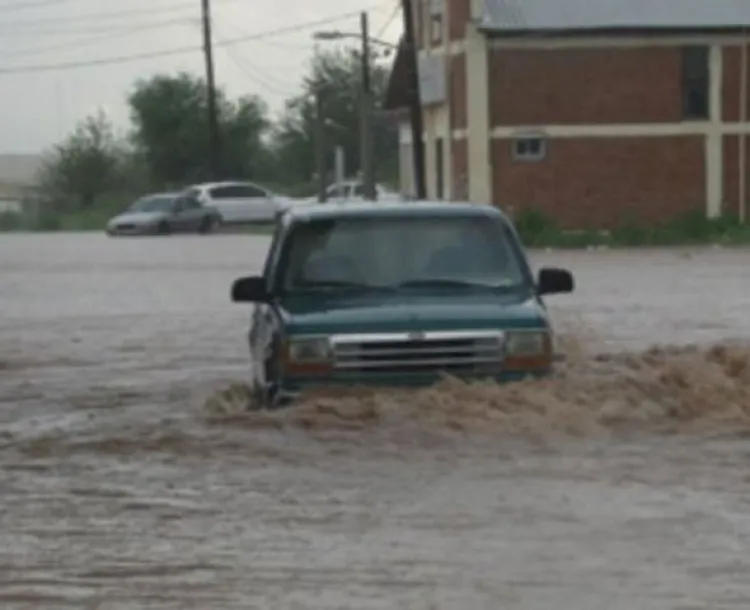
275 368 551 402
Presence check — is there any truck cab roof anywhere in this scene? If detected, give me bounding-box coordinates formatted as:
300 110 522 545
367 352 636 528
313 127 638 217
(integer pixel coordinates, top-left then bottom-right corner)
281 200 510 224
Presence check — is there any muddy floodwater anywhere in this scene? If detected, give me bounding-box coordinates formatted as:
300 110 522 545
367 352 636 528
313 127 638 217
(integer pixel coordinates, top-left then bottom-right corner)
2 233 750 609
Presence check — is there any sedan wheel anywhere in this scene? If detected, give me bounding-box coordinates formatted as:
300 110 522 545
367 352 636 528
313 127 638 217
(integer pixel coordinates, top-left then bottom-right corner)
199 215 219 234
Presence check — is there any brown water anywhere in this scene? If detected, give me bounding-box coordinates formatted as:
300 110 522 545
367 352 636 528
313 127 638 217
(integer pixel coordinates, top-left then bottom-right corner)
2 233 750 609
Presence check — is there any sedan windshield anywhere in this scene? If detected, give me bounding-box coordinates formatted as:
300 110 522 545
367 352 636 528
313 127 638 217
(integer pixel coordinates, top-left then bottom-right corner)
127 195 175 213
280 214 528 292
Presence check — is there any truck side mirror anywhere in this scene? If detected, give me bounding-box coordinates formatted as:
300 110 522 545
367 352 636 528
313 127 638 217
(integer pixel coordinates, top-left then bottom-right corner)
231 276 269 302
537 267 574 295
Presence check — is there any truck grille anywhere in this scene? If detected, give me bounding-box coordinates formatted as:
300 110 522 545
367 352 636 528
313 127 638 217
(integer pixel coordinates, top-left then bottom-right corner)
331 331 504 375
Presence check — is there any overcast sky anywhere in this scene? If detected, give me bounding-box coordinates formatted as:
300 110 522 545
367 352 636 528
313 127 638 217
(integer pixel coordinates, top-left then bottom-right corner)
0 0 402 153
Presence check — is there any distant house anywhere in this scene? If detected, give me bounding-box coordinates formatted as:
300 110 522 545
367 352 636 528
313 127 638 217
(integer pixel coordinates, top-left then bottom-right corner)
385 0 750 229
0 153 43 213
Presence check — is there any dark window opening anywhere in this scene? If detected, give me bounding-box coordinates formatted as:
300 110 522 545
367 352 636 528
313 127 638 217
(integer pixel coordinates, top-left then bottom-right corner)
511 136 546 162
435 137 444 198
430 15 443 45
682 45 709 119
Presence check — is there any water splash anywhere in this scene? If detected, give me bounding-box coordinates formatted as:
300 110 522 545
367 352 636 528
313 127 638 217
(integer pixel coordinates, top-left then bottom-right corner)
202 333 750 439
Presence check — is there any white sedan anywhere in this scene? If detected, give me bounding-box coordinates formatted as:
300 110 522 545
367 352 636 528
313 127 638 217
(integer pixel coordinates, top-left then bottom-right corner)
296 181 403 205
186 181 289 224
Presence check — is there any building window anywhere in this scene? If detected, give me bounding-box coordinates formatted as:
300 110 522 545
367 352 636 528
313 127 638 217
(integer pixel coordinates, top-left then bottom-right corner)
682 45 709 120
511 136 547 162
427 0 443 46
435 137 444 198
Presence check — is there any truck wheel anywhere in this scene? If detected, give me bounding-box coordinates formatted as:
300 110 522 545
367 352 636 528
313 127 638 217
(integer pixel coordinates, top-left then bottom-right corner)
249 359 280 410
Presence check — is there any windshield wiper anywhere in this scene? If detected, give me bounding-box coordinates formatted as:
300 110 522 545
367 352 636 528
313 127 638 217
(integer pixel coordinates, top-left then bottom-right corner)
294 280 388 291
397 278 499 289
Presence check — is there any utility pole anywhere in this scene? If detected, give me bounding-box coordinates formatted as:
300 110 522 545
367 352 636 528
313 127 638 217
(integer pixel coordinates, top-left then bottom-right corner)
334 146 345 194
315 89 328 202
400 0 426 199
201 0 221 180
360 11 376 200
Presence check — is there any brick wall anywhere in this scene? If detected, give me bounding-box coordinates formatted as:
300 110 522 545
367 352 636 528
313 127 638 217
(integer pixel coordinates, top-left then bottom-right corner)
488 46 684 126
722 135 750 217
721 45 750 218
491 136 705 229
448 0 470 41
486 43 710 227
722 44 750 121
448 54 466 130
451 139 468 199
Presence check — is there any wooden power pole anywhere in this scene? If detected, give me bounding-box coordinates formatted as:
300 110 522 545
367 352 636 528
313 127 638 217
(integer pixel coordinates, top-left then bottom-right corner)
201 0 221 179
360 11 376 200
400 0 426 199
315 88 328 202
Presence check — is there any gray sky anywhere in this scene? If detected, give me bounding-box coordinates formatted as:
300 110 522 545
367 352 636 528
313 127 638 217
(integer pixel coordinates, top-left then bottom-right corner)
0 0 402 153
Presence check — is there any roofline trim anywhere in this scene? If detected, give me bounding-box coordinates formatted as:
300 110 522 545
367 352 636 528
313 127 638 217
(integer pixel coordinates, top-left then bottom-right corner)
477 24 750 38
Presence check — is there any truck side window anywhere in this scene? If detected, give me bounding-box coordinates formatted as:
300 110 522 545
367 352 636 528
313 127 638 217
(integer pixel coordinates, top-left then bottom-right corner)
262 225 284 289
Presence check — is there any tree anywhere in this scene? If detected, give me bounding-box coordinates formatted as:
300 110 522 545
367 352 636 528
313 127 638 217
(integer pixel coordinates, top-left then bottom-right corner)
127 72 272 187
36 110 126 211
271 48 399 187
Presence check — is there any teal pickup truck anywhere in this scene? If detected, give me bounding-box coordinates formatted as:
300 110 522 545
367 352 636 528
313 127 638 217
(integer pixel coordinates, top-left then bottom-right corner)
231 201 574 407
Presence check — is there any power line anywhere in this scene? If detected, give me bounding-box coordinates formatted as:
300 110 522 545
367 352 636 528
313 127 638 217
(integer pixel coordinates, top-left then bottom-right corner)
0 22 183 37
213 21 296 97
0 10 370 74
0 0 235 27
375 1 400 40
0 0 84 12
222 40 296 97
2 19 192 60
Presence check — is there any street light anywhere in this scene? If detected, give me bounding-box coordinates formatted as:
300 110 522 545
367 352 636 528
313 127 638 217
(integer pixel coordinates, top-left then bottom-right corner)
311 12 385 201
312 30 399 50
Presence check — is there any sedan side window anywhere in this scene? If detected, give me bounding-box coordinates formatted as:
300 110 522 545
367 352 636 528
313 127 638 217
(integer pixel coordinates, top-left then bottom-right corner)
208 186 238 199
236 184 267 198
327 185 346 198
183 195 202 209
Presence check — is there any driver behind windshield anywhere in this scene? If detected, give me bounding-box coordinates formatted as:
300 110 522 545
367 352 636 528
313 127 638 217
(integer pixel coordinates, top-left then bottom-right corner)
423 223 508 279
283 216 523 291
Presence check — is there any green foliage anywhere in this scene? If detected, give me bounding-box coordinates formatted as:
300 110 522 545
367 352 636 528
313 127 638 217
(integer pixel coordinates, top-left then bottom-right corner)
511 207 750 248
35 111 128 213
21 47 401 231
0 212 21 231
272 49 398 185
127 72 272 185
512 208 554 245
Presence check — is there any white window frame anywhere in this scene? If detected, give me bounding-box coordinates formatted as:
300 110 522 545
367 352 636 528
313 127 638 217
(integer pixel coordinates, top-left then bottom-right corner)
511 134 547 162
426 0 444 45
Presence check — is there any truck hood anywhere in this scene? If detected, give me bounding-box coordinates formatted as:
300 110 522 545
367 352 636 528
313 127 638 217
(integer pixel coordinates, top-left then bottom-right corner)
279 291 547 334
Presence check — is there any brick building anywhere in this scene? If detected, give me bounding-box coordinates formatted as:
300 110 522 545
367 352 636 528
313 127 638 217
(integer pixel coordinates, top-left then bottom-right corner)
384 0 750 229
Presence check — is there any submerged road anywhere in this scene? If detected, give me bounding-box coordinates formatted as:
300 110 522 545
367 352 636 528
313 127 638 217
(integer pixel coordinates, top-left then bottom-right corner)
1 233 749 608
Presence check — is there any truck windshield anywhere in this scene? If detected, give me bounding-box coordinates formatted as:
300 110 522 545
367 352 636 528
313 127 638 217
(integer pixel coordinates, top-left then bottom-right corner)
280 214 528 292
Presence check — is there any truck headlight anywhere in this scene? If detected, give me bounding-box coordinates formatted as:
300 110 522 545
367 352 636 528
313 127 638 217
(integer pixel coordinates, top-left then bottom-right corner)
504 331 552 369
287 338 331 362
506 331 548 355
282 337 333 375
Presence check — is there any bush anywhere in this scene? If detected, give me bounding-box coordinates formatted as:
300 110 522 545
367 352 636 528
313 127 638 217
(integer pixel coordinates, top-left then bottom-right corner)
507 207 750 248
0 212 21 231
